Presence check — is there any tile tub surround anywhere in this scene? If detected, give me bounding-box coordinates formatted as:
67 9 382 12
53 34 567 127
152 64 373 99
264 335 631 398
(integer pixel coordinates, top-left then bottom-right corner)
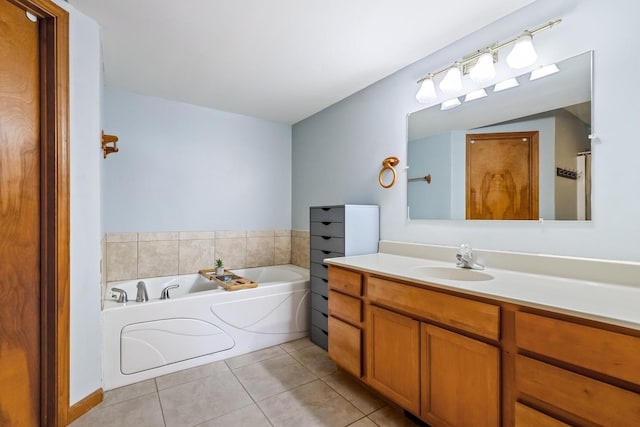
70 338 418 427
105 229 299 282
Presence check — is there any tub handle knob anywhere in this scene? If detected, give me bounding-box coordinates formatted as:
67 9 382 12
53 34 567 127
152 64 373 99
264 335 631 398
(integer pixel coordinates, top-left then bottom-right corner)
160 284 180 300
111 287 128 303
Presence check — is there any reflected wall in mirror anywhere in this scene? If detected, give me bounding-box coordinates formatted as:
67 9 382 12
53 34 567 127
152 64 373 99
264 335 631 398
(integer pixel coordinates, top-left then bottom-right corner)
407 51 592 221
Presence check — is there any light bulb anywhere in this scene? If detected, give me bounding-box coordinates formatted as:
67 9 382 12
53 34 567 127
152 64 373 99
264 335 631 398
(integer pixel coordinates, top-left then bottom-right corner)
416 75 437 103
507 31 537 69
469 51 496 83
439 63 462 94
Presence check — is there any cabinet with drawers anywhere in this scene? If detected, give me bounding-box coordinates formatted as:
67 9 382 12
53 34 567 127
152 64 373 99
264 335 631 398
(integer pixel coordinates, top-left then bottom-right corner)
309 205 378 349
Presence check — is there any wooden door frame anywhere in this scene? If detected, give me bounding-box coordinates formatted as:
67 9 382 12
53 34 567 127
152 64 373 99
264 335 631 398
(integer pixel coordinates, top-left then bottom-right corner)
465 131 539 220
9 0 70 425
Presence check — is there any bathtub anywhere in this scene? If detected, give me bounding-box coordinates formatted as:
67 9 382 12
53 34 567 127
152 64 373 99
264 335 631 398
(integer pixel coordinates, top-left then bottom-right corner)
102 264 309 390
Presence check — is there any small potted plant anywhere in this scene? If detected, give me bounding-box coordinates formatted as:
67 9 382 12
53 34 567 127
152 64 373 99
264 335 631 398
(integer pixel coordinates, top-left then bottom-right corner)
215 258 225 276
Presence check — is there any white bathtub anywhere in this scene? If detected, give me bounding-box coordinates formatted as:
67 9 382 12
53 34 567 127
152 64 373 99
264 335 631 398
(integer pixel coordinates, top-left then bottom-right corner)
102 264 309 390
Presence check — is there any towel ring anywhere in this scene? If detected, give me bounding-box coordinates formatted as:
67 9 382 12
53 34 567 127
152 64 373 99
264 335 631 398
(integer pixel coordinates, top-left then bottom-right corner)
379 157 400 189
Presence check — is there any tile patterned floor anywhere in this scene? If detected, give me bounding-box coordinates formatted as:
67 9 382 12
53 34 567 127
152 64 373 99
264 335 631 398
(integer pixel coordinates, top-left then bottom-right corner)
71 338 423 427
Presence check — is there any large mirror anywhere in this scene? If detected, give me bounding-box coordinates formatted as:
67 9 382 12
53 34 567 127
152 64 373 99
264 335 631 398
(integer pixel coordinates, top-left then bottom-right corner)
407 51 592 221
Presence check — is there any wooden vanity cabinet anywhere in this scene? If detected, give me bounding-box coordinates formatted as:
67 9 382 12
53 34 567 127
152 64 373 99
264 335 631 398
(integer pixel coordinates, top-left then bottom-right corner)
327 266 364 378
514 311 640 426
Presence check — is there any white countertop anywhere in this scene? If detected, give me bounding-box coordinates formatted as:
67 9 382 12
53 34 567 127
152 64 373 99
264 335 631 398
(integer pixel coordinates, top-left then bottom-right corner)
325 252 640 331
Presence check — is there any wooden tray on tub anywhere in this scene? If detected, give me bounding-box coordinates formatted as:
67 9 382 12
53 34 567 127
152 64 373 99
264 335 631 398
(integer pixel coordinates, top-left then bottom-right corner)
199 268 258 291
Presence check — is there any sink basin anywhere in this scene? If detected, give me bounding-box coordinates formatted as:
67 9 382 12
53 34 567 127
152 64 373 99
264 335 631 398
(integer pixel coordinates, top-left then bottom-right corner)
411 266 494 282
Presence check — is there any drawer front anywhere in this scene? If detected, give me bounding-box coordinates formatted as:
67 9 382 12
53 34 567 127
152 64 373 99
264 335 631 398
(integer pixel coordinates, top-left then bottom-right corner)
328 290 361 325
328 316 362 377
311 325 328 350
516 311 640 385
310 249 344 265
516 355 640 427
310 235 345 253
514 402 570 427
368 276 500 341
310 221 345 238
310 276 329 297
310 262 329 280
310 206 345 223
328 266 363 296
311 308 329 331
311 292 328 313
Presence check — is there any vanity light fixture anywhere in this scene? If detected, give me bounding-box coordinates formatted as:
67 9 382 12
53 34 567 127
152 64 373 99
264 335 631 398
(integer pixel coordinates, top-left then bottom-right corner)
493 77 519 92
469 50 496 83
530 63 560 80
464 88 488 102
415 19 561 103
416 74 437 103
506 31 537 69
439 62 463 94
440 98 462 110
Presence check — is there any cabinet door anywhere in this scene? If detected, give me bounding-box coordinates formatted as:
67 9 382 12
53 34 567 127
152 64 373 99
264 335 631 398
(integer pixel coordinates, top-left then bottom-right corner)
422 324 500 427
366 305 420 414
328 316 361 377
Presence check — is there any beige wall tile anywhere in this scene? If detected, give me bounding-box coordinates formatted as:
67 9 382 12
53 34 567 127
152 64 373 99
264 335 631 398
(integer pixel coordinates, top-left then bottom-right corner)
179 231 216 240
106 232 138 243
291 231 310 268
216 230 246 239
215 237 247 269
179 239 215 274
274 229 291 237
275 236 291 265
246 229 274 238
138 232 179 242
106 242 138 281
138 240 179 277
246 237 275 268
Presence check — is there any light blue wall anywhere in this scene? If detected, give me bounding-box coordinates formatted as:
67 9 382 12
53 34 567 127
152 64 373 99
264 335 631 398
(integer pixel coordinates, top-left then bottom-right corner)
292 0 640 262
103 88 292 232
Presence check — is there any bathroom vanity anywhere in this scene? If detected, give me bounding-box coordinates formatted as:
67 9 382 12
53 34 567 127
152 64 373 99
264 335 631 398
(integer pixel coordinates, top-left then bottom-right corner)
325 242 640 427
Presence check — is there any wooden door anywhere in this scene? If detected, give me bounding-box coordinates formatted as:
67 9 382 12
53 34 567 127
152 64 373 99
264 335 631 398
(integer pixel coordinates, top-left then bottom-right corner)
421 324 500 427
0 1 41 425
366 305 420 414
466 132 539 219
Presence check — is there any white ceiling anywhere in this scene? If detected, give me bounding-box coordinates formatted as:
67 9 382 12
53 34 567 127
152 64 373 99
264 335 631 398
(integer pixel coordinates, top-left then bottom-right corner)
68 0 535 124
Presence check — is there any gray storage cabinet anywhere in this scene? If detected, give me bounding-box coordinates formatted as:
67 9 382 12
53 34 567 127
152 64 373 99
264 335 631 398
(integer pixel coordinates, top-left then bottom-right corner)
309 205 379 349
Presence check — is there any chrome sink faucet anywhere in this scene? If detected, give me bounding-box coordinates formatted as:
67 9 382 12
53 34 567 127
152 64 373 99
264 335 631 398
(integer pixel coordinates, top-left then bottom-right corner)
160 283 180 299
111 287 128 303
136 281 149 302
456 243 484 270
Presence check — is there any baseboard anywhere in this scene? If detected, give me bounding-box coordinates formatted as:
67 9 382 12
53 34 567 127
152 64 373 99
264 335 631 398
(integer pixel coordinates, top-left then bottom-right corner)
67 388 103 424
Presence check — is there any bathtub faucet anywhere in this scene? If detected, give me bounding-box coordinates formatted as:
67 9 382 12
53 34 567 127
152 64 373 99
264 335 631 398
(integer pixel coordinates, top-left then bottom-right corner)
136 281 149 302
111 287 128 303
160 284 180 300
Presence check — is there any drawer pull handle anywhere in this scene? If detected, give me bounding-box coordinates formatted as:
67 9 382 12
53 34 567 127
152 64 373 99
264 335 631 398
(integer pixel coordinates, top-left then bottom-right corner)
322 313 328 318
322 250 331 254
322 236 331 240
322 295 328 301
322 264 328 269
322 208 331 211
321 329 328 335
322 279 328 283
322 221 331 225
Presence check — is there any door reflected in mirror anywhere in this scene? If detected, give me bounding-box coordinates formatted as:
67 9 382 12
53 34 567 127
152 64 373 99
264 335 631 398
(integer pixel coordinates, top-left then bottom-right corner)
407 51 592 221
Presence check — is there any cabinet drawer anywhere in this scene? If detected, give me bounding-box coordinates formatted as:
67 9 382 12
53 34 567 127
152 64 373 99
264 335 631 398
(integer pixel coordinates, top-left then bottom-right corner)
310 262 329 280
310 206 345 223
516 311 640 385
328 316 361 377
310 221 345 237
514 402 570 427
310 276 328 297
311 292 328 313
310 235 345 253
311 325 328 349
310 249 343 265
311 308 329 331
516 355 640 426
368 276 500 341
328 266 362 296
328 290 361 325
